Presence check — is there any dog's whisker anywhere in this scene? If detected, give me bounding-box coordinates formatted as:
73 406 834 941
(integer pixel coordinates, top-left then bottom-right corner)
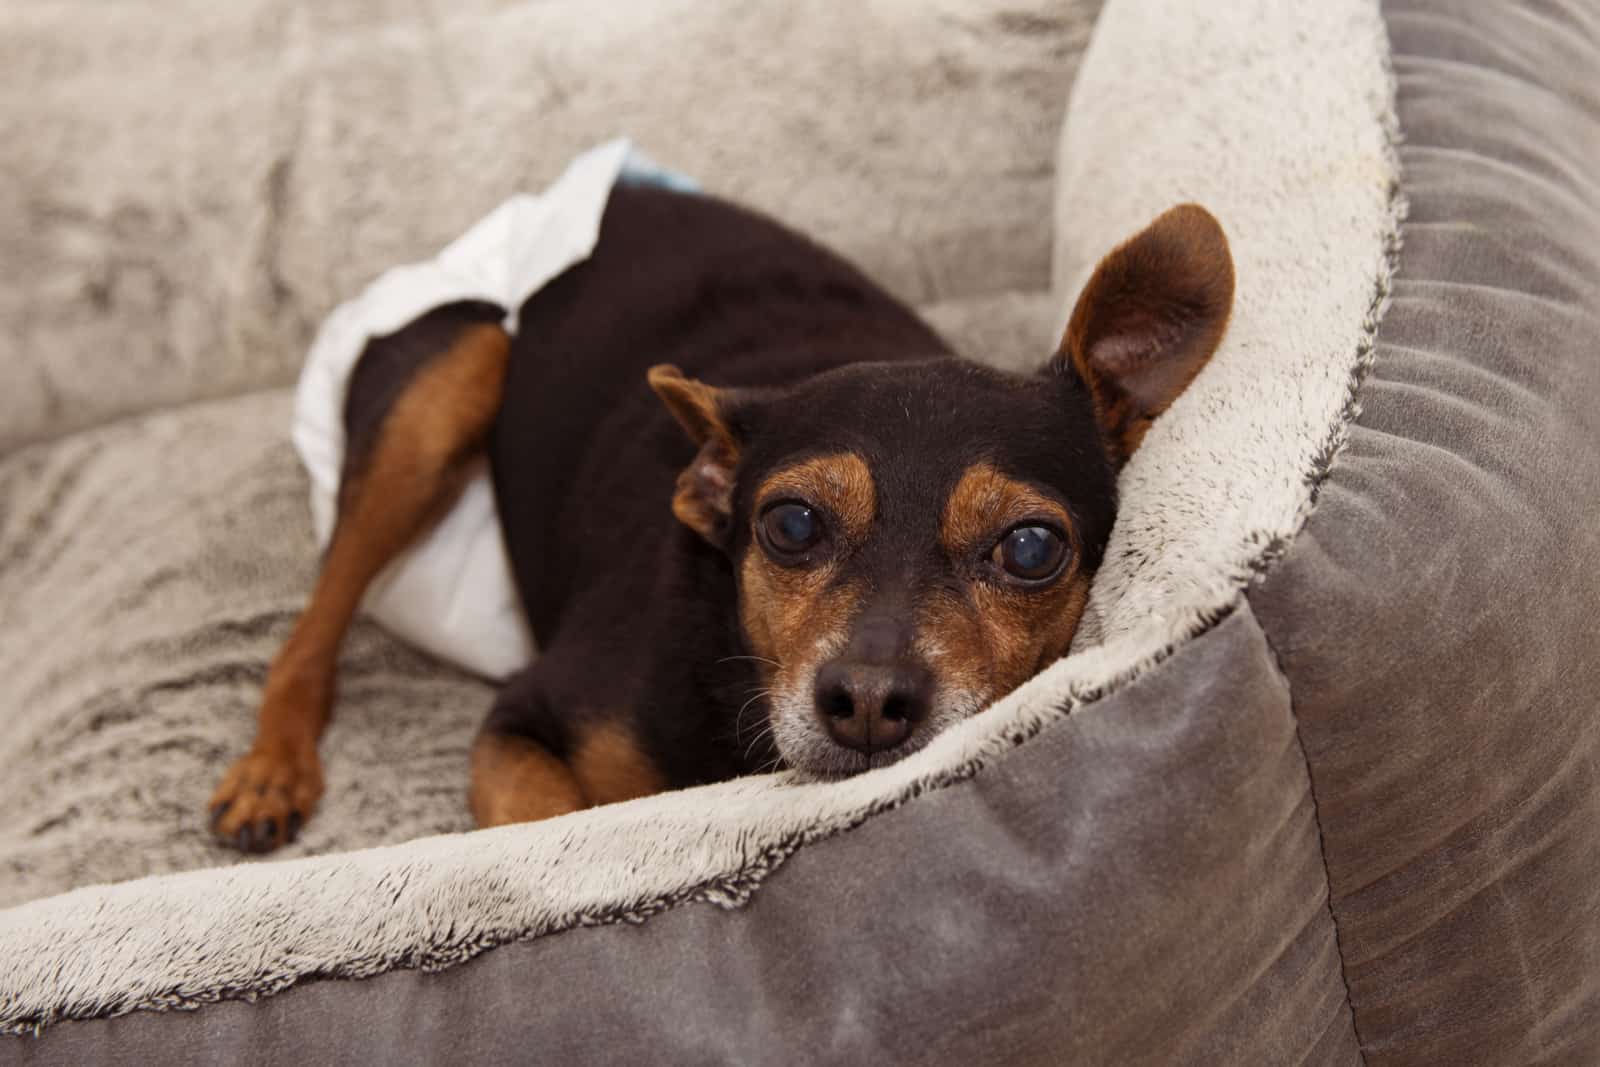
743 724 776 762
716 655 783 670
735 689 775 737
740 715 779 756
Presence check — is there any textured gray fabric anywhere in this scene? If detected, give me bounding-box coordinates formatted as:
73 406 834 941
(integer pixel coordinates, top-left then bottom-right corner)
0 0 1097 454
4 608 1359 1066
0 390 492 908
1247 0 1600 1062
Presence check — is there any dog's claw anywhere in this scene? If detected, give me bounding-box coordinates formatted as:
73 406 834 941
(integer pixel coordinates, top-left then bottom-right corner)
209 748 324 854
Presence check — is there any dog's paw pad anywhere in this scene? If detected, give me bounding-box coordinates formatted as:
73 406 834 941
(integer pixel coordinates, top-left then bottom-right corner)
209 749 323 853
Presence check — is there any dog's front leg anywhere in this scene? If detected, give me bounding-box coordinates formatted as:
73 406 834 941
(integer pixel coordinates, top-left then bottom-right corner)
210 313 509 852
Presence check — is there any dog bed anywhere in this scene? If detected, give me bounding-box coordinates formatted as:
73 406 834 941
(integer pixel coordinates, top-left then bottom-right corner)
4 0 1600 1063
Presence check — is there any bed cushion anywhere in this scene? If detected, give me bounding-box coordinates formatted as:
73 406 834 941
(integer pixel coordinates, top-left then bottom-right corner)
1245 1 1600 1060
4 0 1392 1051
0 389 492 908
6 0 1598 1060
0 0 1095 454
4 609 1358 1064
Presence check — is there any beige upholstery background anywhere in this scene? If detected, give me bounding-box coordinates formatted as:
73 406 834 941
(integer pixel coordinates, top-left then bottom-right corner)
0 0 1089 454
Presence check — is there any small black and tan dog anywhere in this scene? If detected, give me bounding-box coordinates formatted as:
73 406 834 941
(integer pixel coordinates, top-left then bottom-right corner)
210 184 1233 851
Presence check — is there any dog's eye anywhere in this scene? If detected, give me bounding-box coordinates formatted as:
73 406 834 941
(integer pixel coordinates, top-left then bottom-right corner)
991 525 1067 583
760 502 825 556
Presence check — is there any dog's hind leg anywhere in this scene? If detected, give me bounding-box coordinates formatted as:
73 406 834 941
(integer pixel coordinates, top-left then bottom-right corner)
468 668 588 827
211 303 510 852
469 664 668 828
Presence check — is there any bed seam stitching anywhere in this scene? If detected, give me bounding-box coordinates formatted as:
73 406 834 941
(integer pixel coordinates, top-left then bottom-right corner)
1256 615 1372 1066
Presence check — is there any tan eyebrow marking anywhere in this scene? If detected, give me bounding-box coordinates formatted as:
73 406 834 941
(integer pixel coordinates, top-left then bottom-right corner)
756 452 877 544
940 462 1075 558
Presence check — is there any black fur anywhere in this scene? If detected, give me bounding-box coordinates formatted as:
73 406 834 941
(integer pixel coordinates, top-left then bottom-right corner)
349 185 1119 788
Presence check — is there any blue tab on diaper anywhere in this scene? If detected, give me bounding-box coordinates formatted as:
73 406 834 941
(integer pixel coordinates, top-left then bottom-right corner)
619 144 701 194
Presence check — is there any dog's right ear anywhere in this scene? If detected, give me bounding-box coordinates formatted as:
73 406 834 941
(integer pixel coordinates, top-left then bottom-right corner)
648 364 743 549
1053 204 1235 465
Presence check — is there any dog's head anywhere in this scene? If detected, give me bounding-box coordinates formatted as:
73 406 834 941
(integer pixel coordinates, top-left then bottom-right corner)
650 205 1234 778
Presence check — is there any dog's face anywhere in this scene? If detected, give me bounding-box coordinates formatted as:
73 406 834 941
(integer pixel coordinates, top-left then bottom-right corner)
651 204 1234 778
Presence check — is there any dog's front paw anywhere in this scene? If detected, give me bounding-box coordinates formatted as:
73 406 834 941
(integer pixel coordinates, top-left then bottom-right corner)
209 746 324 853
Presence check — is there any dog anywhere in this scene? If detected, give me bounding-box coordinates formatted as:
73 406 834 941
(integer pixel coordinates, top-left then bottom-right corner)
209 183 1234 851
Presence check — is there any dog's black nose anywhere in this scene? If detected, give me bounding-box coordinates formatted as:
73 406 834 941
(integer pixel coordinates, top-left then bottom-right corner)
813 660 933 755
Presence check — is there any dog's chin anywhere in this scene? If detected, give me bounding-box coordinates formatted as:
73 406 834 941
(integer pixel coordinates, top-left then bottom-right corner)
767 689 986 782
778 733 932 782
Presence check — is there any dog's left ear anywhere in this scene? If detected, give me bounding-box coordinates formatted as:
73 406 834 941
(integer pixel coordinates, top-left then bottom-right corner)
1054 204 1235 464
648 364 744 549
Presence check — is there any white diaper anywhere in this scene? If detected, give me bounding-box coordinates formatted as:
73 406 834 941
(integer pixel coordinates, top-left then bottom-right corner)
291 139 697 680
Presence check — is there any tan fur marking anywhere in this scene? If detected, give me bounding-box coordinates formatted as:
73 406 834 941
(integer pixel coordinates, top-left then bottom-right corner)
469 732 586 827
920 573 1091 710
737 452 875 696
922 461 1089 709
757 452 876 544
211 322 510 849
669 446 738 542
740 557 861 664
570 722 669 807
740 555 863 718
940 462 1074 559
